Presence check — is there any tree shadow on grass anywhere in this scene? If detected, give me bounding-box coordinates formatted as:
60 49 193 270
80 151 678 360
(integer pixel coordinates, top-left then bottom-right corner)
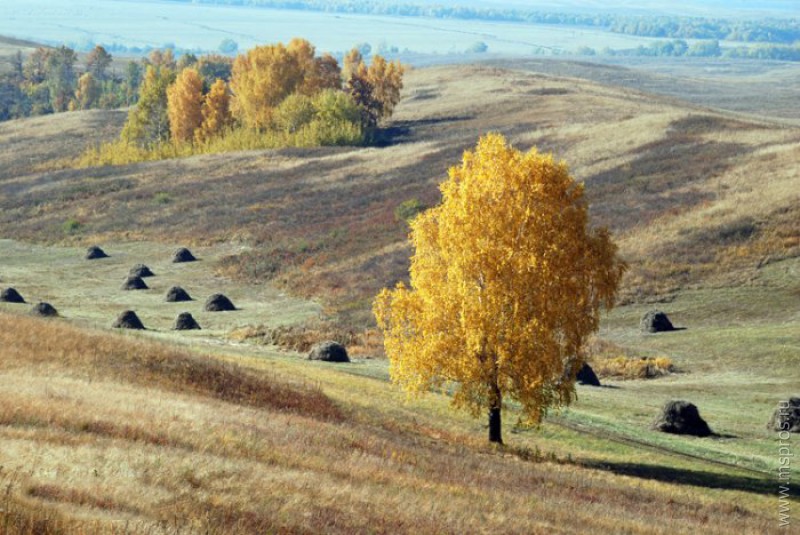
579 460 782 497
374 115 476 147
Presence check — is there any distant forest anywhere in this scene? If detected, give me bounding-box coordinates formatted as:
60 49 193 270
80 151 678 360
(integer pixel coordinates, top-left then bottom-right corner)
165 0 800 44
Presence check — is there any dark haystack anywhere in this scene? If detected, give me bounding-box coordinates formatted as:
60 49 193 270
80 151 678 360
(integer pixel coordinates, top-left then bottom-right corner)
129 264 155 277
122 276 148 291
113 310 145 330
86 245 108 259
166 286 192 302
576 363 601 386
653 400 712 437
768 397 800 433
172 247 197 263
31 302 58 317
308 341 350 363
0 287 25 303
204 293 236 311
640 310 675 333
173 312 201 330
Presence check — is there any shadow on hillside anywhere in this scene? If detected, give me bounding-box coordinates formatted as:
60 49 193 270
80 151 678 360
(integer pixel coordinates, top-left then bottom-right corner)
580 460 777 497
585 114 757 232
375 115 475 146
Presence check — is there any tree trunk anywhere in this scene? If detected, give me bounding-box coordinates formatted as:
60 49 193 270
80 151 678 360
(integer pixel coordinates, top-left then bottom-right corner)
488 406 503 444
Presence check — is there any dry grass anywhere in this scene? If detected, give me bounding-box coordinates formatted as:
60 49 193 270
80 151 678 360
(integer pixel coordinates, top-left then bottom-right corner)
230 318 385 357
585 337 675 379
0 311 783 534
1 61 798 329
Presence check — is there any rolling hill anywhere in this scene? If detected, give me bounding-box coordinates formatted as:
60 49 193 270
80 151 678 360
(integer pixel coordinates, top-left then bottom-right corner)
1 55 798 533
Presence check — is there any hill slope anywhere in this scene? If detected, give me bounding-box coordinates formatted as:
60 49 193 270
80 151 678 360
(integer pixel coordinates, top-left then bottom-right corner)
1 61 798 323
0 311 780 534
1 58 798 533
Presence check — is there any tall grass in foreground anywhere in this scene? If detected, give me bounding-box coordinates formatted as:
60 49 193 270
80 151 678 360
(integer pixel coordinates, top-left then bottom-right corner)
0 312 342 421
0 311 782 534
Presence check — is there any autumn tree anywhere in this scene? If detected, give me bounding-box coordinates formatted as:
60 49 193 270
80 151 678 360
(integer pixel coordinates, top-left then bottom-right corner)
195 78 232 143
86 45 112 80
342 48 363 82
230 43 302 130
148 49 177 71
121 64 175 146
46 46 77 112
343 48 404 127
23 47 50 85
123 60 143 105
365 55 404 119
374 133 626 444
196 54 233 88
74 72 100 110
167 67 204 144
308 53 343 93
346 64 380 129
288 39 341 95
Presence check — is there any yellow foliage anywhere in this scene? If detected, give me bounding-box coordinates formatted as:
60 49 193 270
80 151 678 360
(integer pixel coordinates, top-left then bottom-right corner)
366 55 405 119
195 78 233 144
374 133 626 441
167 67 204 144
342 47 363 82
230 43 303 130
75 72 100 110
591 356 674 379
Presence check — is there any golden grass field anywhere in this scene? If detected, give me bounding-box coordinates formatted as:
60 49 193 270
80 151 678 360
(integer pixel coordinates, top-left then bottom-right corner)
1 47 799 533
0 312 784 534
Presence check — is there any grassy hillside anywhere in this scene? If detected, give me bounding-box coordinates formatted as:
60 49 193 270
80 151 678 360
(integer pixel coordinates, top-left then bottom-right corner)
0 58 798 532
1 60 798 323
0 311 782 534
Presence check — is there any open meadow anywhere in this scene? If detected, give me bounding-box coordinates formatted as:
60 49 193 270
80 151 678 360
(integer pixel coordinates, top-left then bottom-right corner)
0 45 798 533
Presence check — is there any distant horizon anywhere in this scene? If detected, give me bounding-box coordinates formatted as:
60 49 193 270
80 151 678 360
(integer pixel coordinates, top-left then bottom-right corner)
2 0 798 63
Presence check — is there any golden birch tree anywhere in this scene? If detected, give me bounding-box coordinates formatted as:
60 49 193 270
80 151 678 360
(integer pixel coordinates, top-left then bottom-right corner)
74 72 100 110
374 133 626 444
195 78 233 143
366 55 405 119
121 64 175 147
230 43 302 130
166 67 204 144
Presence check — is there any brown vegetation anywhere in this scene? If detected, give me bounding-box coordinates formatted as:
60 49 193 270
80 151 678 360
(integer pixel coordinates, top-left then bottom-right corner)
0 311 779 533
0 61 798 332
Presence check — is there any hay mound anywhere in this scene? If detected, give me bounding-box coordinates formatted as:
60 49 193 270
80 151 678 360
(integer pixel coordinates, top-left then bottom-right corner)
113 310 145 330
173 247 196 263
86 245 108 259
308 341 350 363
653 400 712 437
31 302 58 317
0 287 25 303
640 310 675 333
768 397 800 433
173 312 201 330
129 264 155 278
122 276 148 291
166 286 192 302
204 293 235 311
576 363 601 386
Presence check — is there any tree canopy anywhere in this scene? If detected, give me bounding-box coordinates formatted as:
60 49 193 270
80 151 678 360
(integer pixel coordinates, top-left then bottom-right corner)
374 133 626 444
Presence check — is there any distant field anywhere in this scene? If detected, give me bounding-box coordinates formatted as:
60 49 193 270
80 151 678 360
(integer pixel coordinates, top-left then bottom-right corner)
0 0 689 56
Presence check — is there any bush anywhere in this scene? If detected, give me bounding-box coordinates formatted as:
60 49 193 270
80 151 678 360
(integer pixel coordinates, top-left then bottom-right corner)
394 198 426 223
62 218 83 234
591 356 674 379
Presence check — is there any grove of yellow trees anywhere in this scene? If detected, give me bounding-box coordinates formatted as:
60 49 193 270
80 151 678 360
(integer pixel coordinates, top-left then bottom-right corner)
80 39 405 167
374 133 626 444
